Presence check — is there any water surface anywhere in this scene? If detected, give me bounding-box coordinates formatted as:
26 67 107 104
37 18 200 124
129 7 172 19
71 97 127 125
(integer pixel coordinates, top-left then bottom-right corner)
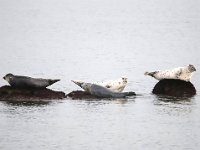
0 0 200 149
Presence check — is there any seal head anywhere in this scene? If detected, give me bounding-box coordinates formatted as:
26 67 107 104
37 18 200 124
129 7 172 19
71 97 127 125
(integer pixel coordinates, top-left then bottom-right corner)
3 73 14 82
188 64 196 72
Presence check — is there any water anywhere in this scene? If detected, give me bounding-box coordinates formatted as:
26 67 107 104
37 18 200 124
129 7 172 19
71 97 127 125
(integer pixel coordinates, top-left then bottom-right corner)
0 0 200 149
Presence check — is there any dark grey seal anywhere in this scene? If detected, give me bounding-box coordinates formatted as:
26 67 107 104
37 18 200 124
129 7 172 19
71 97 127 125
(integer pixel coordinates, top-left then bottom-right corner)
79 82 136 98
3 73 60 89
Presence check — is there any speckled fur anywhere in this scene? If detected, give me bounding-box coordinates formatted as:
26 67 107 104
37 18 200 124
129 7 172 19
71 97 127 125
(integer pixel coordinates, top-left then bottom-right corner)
144 65 196 82
72 77 127 92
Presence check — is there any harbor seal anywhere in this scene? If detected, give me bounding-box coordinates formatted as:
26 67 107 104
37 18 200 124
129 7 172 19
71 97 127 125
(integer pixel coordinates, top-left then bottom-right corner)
144 64 196 82
72 77 127 92
3 73 60 89
75 82 135 98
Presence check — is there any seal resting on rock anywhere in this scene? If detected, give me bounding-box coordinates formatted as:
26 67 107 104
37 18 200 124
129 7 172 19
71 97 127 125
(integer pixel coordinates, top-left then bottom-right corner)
73 82 135 98
144 64 196 82
3 73 60 89
72 77 127 92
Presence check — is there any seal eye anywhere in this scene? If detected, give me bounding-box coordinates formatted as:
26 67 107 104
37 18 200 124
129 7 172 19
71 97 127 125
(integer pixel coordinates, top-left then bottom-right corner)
106 85 111 88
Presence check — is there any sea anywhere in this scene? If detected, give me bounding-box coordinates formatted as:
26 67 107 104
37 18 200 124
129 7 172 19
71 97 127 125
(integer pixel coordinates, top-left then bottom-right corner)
0 0 200 149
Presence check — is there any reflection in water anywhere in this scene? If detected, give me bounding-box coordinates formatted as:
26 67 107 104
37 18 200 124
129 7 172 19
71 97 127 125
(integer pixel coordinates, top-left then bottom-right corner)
71 97 135 106
154 95 194 103
2 101 52 107
153 95 195 116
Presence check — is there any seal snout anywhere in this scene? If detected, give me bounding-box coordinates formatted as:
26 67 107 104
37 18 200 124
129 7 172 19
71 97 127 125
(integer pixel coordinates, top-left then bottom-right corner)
3 76 5 80
122 77 128 83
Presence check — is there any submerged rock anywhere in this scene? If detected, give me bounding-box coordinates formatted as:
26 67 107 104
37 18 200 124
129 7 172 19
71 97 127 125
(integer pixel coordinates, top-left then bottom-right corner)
152 79 196 97
0 86 66 101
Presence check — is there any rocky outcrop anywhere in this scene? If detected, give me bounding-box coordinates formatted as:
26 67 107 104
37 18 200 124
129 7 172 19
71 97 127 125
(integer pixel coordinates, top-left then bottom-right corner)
0 86 66 101
152 79 196 97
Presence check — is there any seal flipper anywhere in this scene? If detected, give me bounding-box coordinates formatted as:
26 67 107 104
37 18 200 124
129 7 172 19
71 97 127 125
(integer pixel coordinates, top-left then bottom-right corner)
123 91 136 97
144 71 158 77
48 79 60 85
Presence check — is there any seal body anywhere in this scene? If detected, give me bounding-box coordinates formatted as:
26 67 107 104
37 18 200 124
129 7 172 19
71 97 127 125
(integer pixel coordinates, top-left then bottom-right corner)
96 77 127 92
3 73 60 89
72 77 127 92
77 82 135 98
144 64 196 82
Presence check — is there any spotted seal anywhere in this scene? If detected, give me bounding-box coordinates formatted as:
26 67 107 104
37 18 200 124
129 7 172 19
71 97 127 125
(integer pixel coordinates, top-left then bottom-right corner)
74 82 135 98
144 64 196 82
72 77 127 92
3 73 60 89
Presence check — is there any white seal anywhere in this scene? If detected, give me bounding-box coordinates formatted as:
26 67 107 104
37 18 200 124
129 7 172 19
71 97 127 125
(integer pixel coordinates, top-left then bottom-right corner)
144 64 196 82
72 77 127 92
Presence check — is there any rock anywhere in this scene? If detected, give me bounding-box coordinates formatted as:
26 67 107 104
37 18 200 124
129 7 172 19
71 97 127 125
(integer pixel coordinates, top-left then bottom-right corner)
0 86 66 101
152 79 196 97
66 90 96 99
66 90 136 99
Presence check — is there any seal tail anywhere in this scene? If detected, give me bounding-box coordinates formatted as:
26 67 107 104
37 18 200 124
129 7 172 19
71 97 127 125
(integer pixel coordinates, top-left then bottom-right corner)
71 80 84 87
123 91 136 97
144 71 157 77
49 79 60 85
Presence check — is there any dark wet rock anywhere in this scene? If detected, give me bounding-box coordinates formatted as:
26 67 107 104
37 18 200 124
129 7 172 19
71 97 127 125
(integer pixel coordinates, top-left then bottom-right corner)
67 90 136 99
152 79 196 97
0 86 66 101
66 90 96 99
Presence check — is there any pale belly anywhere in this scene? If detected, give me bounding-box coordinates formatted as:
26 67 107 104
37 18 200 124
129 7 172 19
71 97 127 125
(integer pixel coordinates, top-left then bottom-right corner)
154 71 191 81
155 72 178 80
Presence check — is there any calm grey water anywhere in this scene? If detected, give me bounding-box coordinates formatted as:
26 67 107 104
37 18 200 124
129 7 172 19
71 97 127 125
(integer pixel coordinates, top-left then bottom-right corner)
0 0 200 149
